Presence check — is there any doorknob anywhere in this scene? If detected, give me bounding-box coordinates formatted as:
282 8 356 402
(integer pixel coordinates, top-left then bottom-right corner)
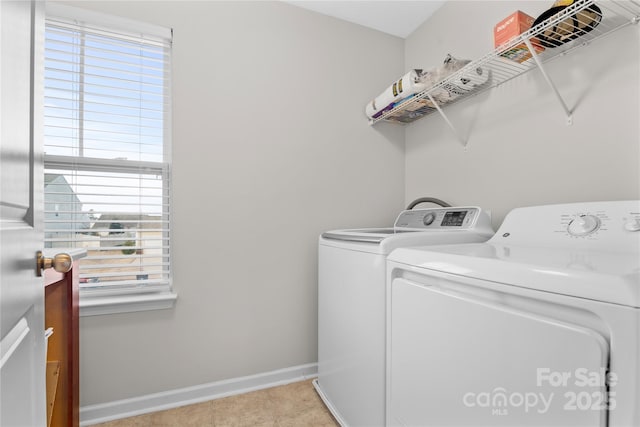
36 251 73 276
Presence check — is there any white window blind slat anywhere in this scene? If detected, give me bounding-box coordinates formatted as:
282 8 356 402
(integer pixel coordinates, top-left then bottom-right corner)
45 39 169 65
45 126 164 140
45 17 170 48
44 16 172 294
45 30 170 54
46 54 168 78
45 100 165 117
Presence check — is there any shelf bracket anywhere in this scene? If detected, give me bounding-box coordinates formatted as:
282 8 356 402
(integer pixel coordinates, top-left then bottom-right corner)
427 93 467 147
523 37 573 125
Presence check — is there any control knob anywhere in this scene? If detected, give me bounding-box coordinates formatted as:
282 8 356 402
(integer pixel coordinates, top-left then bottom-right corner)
624 218 640 232
423 212 436 226
567 214 600 237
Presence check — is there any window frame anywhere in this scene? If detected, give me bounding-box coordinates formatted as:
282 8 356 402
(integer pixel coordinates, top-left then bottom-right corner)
44 3 176 316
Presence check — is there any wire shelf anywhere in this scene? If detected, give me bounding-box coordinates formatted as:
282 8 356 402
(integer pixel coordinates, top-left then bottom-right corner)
370 0 640 126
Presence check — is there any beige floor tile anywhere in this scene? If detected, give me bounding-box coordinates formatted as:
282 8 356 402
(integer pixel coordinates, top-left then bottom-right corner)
276 406 338 427
214 415 278 427
266 380 324 418
148 401 214 427
90 413 152 427
88 379 336 427
212 389 275 426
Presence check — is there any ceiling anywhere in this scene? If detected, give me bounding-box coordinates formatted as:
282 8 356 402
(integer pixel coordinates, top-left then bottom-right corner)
285 1 445 38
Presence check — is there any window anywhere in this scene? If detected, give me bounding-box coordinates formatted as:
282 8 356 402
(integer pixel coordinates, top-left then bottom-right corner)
44 5 175 315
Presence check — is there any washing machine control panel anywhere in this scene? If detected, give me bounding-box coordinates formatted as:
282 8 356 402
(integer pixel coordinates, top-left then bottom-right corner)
557 205 640 239
394 207 481 230
492 201 640 250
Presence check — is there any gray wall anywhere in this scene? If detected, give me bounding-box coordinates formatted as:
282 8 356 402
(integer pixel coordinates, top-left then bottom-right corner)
405 1 640 227
64 0 640 408
67 1 405 406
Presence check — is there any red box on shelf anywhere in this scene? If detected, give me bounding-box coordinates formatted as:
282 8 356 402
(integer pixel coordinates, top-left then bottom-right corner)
494 10 545 63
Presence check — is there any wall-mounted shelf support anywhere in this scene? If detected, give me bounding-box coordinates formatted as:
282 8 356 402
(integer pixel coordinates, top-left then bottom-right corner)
522 37 573 125
427 94 467 147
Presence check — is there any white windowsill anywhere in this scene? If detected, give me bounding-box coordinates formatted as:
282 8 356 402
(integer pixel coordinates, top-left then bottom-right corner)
80 292 177 317
44 248 176 316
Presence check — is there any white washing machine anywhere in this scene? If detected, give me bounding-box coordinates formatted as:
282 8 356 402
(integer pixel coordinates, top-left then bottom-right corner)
386 200 640 427
313 206 494 427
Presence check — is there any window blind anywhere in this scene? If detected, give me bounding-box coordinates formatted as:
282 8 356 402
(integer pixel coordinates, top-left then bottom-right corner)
44 14 172 296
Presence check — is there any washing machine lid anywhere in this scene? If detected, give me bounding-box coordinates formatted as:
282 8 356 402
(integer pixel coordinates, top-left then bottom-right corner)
388 200 640 307
320 207 495 254
321 227 494 255
321 228 408 244
321 207 494 246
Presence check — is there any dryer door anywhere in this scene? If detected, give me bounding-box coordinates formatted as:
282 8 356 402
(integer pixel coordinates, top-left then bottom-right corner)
388 275 610 427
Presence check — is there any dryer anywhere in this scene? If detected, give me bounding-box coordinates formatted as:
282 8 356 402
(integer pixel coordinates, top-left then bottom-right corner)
314 207 494 426
386 200 640 427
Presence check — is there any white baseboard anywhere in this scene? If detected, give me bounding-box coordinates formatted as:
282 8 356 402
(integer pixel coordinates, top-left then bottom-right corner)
80 363 318 426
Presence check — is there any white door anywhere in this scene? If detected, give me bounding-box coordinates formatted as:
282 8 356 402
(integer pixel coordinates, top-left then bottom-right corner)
0 1 46 426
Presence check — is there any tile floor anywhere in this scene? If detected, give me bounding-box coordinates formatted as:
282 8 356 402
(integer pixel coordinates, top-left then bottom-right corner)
91 379 339 427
